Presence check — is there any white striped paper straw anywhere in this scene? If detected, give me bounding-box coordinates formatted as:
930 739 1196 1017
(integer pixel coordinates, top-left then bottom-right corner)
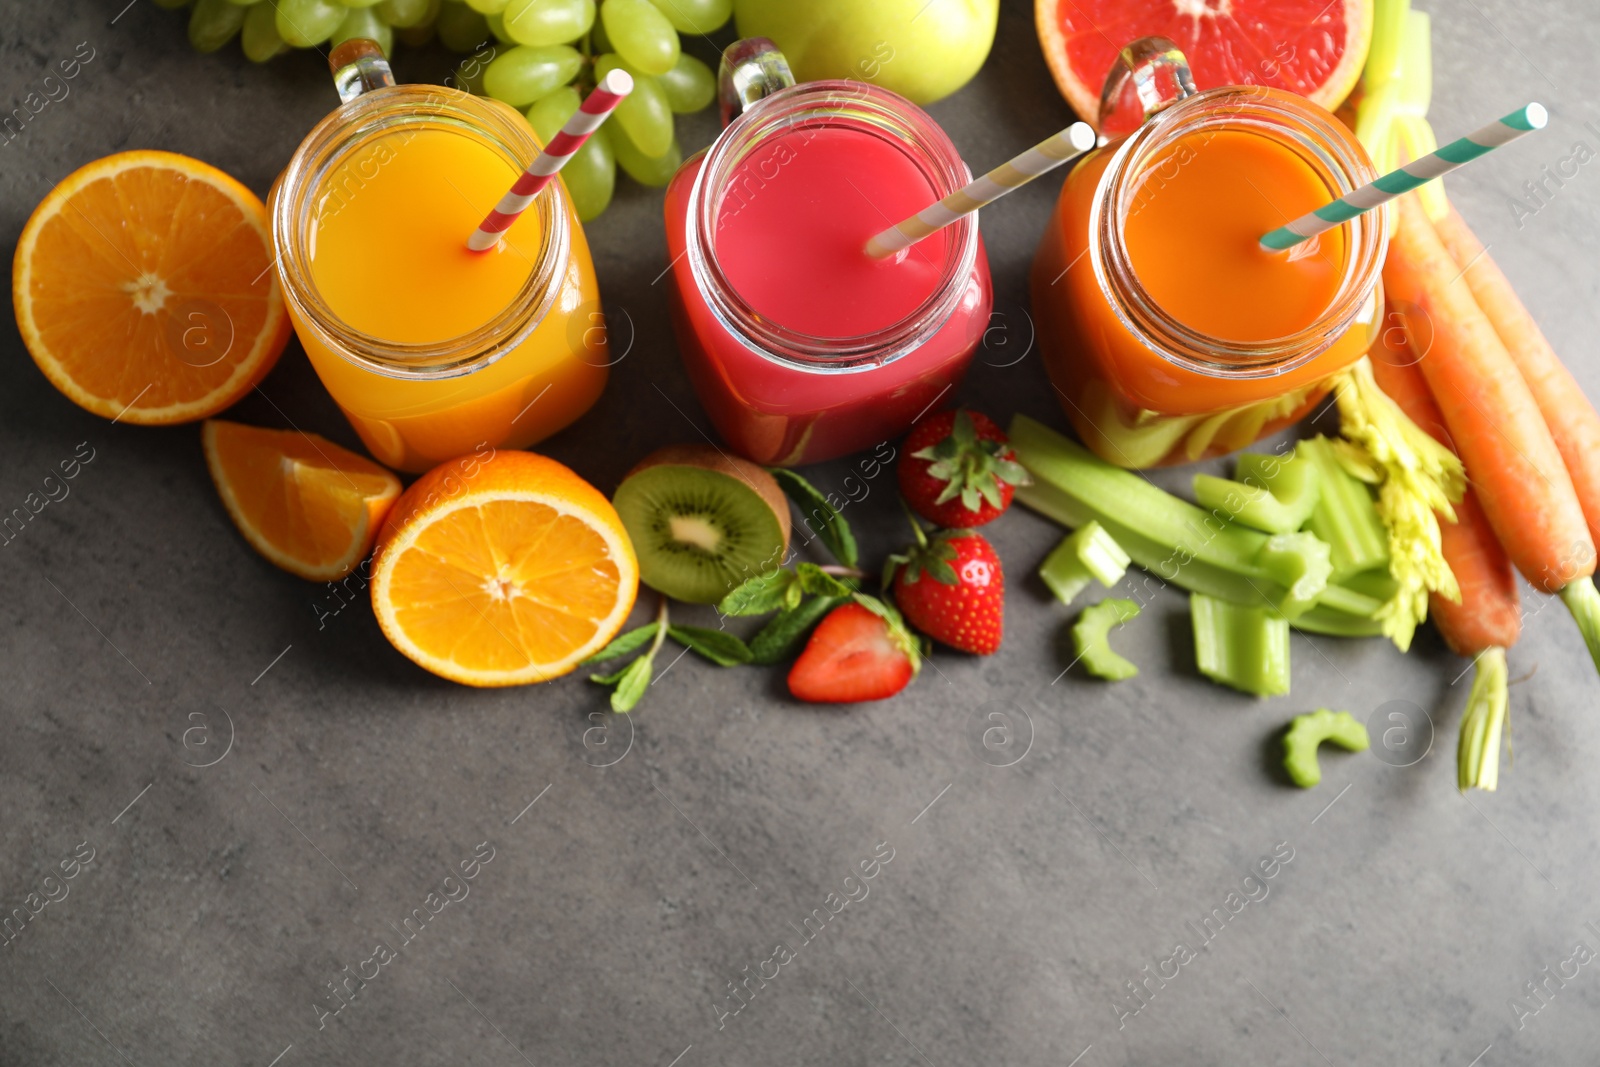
467 69 633 253
1260 103 1547 252
865 121 1097 259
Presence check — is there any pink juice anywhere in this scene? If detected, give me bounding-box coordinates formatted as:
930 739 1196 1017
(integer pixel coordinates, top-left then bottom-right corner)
664 107 992 467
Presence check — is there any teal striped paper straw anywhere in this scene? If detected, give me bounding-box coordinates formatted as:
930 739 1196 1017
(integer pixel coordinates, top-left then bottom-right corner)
1260 103 1547 252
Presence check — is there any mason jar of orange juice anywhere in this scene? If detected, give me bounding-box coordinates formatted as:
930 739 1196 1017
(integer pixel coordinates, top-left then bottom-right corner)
1032 38 1387 468
271 41 607 473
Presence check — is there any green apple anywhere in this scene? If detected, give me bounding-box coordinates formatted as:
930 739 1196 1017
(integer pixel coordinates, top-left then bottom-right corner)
733 0 998 106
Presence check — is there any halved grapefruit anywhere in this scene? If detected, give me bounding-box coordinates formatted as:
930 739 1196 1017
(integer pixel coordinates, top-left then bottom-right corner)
1037 0 1372 132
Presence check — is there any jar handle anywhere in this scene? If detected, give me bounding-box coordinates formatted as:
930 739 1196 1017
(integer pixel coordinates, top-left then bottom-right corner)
328 38 396 104
1096 36 1196 135
718 38 795 126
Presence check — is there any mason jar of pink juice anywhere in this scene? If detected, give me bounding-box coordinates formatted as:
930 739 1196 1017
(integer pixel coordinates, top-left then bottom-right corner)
662 39 993 467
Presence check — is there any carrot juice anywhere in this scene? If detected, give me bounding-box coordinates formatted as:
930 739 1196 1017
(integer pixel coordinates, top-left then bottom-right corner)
273 84 607 473
1032 87 1386 468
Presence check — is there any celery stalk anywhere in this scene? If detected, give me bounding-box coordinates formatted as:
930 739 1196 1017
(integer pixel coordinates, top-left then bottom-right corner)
1072 598 1141 681
1457 646 1509 792
1039 520 1130 605
1300 436 1389 580
1011 416 1353 622
1193 451 1321 534
1191 593 1291 697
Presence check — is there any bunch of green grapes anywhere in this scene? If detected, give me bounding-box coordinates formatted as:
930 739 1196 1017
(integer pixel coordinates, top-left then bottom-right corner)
166 0 729 220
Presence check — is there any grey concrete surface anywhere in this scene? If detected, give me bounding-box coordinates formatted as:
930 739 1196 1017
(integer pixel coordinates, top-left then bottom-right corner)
4 1 1600 1064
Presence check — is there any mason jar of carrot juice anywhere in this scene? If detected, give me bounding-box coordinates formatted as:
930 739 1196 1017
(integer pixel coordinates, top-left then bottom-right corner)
271 42 607 473
1032 38 1387 468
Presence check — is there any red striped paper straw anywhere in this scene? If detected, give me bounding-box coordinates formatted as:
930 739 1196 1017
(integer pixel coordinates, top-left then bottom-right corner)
467 68 633 252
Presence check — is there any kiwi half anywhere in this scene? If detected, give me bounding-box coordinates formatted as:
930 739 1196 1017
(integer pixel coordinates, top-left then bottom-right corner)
613 445 791 604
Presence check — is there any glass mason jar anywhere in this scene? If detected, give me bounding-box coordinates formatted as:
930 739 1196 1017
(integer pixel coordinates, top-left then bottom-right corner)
271 43 607 473
662 39 992 467
1031 38 1387 468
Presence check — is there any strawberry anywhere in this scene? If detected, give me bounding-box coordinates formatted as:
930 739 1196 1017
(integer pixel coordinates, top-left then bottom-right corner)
898 408 1029 528
888 525 1004 654
788 599 921 704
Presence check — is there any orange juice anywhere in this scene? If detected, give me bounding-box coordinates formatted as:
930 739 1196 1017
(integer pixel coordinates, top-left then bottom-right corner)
274 85 607 473
1032 87 1385 468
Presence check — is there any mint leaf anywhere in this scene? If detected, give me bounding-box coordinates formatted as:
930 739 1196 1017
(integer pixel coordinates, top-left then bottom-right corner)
668 625 753 667
717 569 797 616
770 468 859 568
795 563 855 597
609 655 653 712
748 595 847 666
582 622 660 665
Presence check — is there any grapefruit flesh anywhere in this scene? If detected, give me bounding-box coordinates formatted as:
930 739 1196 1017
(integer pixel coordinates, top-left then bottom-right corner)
1037 0 1371 132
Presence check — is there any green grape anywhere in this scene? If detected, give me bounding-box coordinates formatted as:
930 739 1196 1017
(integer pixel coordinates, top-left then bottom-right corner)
332 7 393 54
655 52 713 113
462 0 510 13
376 0 432 25
599 0 678 76
436 0 490 50
524 85 582 144
337 0 385 8
241 1 289 59
275 0 346 46
501 0 593 46
485 11 515 41
560 131 615 221
645 0 729 35
224 0 267 7
482 44 583 106
188 0 246 51
611 125 681 187
595 54 673 156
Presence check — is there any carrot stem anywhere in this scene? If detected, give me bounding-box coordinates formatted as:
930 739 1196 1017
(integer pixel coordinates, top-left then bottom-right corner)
1457 646 1508 792
1560 577 1600 671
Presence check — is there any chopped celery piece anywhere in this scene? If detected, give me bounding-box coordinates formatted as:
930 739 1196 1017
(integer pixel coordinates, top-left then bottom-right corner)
1258 532 1334 619
1193 452 1321 534
1072 598 1141 681
1300 436 1389 580
1011 416 1352 623
1191 593 1290 697
1457 647 1509 792
1040 520 1130 605
1283 709 1370 788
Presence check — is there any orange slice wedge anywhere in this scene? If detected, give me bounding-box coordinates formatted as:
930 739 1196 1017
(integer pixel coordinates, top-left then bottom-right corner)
370 450 639 687
13 150 290 425
203 419 401 582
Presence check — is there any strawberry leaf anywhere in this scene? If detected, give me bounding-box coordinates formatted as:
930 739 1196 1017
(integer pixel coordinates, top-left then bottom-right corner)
769 468 859 568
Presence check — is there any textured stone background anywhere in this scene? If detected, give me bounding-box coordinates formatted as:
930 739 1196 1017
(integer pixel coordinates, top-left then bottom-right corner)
4 1 1600 1064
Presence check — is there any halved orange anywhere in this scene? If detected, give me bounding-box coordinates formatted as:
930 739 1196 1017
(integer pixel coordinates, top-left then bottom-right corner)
203 419 401 582
1037 0 1372 134
370 450 639 687
13 151 290 425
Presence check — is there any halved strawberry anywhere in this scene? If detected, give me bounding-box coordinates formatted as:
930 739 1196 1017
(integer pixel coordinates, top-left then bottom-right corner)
787 599 921 704
888 526 1004 655
898 409 1029 528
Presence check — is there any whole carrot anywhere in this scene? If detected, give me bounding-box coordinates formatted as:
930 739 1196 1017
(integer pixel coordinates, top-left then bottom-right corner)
1383 194 1600 671
1433 205 1600 549
1371 347 1519 791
